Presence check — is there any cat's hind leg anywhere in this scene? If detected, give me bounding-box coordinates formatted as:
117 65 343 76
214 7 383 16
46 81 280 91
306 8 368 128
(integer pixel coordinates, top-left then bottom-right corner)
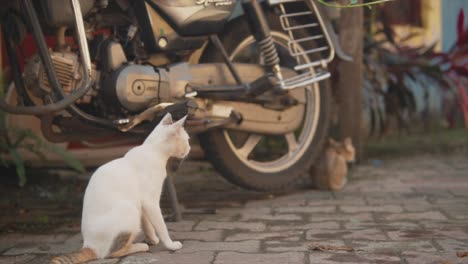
110 243 149 258
108 232 149 258
142 215 159 245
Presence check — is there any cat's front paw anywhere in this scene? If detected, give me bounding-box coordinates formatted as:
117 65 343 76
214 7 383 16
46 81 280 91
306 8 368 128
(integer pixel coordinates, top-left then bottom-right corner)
165 241 182 251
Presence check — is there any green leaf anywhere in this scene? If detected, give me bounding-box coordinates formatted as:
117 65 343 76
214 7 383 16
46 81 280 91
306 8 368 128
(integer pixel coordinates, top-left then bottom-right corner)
21 143 47 161
8 147 26 187
37 215 49 224
44 144 85 173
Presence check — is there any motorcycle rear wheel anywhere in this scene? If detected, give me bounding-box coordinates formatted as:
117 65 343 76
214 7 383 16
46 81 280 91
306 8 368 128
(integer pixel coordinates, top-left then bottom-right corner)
199 11 331 191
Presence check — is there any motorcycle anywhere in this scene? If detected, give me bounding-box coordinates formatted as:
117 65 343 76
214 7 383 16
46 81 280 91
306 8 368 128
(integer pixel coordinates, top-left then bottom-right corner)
0 0 351 191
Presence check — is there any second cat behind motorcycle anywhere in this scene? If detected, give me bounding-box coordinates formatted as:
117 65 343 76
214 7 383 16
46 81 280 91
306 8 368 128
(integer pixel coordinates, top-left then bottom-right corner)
312 137 355 191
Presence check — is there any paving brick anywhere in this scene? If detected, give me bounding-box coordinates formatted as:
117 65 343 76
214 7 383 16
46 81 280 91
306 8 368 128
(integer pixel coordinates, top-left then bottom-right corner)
309 252 400 264
443 208 468 220
308 213 374 222
387 228 468 241
266 245 309 252
201 214 237 222
167 220 197 232
402 251 463 264
351 240 437 253
4 233 82 255
451 190 468 197
215 252 305 264
241 213 302 221
384 211 448 221
0 233 70 253
177 240 260 253
419 220 468 229
0 255 36 264
306 228 387 241
340 205 403 213
403 203 434 212
344 221 419 230
307 197 366 206
307 240 347 248
16 255 51 264
171 230 224 242
275 206 336 214
238 207 271 220
270 222 340 231
195 221 266 232
351 180 414 193
435 239 468 252
366 197 429 206
245 193 307 207
282 236 301 242
120 251 214 264
225 231 302 242
266 240 348 253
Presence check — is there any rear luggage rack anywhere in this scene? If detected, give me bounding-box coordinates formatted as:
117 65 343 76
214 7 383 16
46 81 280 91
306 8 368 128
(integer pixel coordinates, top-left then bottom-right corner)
269 0 335 89
277 0 334 70
281 70 331 90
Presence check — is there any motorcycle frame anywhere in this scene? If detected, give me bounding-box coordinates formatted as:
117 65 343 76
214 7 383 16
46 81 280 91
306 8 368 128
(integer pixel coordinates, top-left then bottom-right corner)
1 0 344 137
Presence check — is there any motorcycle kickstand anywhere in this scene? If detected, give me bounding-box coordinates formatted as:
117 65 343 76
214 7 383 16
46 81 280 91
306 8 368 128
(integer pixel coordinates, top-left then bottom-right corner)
164 161 218 222
164 173 183 222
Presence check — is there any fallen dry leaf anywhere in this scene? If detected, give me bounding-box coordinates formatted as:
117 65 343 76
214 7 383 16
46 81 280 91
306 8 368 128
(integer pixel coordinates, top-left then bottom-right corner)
457 251 468 258
309 244 355 252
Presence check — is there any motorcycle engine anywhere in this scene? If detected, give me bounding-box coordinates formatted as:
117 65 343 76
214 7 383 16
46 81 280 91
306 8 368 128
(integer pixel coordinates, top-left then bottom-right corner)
23 40 188 114
23 51 97 104
102 64 171 112
102 63 189 112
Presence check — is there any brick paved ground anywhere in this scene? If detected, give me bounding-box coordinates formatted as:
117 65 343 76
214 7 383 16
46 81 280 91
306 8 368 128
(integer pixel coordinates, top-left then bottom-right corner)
1 154 468 264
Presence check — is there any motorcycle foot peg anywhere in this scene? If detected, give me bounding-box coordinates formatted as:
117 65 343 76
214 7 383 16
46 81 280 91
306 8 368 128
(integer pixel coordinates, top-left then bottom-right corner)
159 100 197 120
247 74 277 97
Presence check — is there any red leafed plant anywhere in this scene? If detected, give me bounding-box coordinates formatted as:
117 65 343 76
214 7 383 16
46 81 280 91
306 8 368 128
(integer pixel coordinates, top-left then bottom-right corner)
443 9 468 128
362 6 468 137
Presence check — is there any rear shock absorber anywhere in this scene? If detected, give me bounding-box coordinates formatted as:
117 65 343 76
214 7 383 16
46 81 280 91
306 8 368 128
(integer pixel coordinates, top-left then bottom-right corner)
242 0 284 86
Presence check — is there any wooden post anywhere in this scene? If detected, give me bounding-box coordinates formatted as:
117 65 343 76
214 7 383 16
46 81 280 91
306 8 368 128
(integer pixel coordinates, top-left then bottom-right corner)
337 5 364 161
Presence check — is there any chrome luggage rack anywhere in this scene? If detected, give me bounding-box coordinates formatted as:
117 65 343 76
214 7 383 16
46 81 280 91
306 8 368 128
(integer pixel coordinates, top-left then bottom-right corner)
269 0 335 89
282 69 331 90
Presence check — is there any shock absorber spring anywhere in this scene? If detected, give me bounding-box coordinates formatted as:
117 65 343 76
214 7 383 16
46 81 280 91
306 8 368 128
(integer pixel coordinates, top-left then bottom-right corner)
242 0 283 83
257 35 280 67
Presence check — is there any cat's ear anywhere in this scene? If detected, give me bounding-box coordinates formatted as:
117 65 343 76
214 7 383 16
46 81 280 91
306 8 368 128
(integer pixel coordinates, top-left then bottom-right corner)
160 113 173 126
173 115 188 129
344 137 354 153
344 137 352 146
328 138 337 145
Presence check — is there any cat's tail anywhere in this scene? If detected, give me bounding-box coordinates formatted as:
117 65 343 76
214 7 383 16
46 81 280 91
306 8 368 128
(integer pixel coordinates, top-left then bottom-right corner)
50 248 97 264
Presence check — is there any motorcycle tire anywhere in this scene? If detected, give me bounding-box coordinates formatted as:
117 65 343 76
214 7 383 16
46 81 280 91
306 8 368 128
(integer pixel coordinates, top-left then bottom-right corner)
199 8 331 191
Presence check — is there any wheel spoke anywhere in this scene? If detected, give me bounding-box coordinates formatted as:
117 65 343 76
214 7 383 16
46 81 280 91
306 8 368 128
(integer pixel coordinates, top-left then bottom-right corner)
285 132 299 155
237 134 262 159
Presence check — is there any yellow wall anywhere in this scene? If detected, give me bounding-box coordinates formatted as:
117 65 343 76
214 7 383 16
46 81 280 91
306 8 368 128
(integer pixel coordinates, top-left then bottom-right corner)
392 0 442 50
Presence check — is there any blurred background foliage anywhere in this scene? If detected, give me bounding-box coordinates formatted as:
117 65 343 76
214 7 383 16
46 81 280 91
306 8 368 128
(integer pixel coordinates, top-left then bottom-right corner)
360 3 468 140
0 73 84 187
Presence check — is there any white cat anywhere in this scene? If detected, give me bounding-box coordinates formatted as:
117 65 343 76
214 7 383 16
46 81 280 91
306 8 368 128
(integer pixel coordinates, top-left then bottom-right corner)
52 113 190 263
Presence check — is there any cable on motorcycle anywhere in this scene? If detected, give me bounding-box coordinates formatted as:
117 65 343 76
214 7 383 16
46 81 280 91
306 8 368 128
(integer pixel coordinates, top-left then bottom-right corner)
317 0 396 9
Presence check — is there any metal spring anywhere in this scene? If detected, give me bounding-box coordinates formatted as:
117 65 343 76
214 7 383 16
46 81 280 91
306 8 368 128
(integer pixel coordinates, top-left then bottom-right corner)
258 36 280 67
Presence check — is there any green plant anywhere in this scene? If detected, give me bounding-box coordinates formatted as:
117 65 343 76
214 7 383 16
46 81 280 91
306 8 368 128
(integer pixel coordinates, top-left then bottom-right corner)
0 73 85 187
